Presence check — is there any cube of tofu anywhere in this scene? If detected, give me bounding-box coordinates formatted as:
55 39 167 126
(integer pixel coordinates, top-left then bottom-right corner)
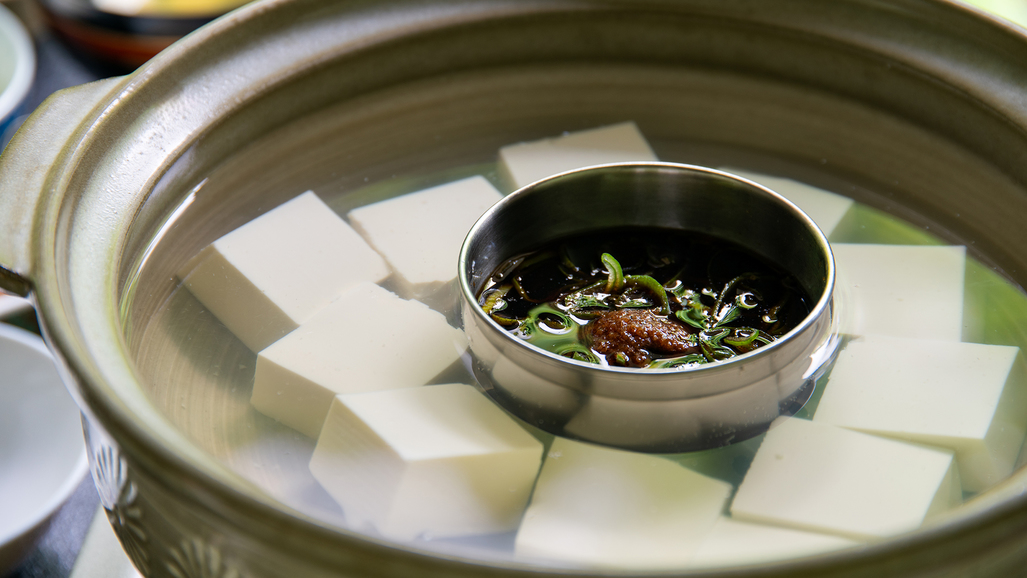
177 191 389 352
813 336 1027 492
832 244 966 341
347 176 502 308
721 169 854 238
730 418 960 540
687 517 857 569
309 383 544 540
514 438 732 570
251 283 468 438
498 122 658 190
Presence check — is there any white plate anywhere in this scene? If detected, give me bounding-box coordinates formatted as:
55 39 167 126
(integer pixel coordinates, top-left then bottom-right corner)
0 323 89 576
0 294 32 319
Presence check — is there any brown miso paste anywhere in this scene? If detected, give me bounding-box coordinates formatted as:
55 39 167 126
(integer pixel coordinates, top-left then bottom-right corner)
476 227 812 369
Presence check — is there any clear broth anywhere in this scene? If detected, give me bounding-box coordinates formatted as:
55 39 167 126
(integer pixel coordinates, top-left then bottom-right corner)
121 158 1027 570
118 65 1027 569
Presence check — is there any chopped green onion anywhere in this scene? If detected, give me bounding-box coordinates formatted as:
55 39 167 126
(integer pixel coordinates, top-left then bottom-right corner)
480 287 510 315
714 304 741 327
556 344 601 364
675 303 708 330
602 253 625 293
650 353 707 368
625 274 670 314
490 314 518 327
724 328 761 347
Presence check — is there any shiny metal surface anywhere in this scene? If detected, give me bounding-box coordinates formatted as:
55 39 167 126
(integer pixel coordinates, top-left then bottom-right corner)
0 0 1026 576
459 162 837 452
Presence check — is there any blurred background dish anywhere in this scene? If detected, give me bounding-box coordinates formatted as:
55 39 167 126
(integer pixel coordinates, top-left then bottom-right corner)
0 323 88 577
0 2 34 148
38 0 248 70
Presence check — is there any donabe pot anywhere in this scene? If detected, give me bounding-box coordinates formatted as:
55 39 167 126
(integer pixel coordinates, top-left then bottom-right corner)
1 0 1027 576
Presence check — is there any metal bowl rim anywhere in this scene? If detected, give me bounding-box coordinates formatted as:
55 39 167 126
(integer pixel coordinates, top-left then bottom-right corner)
458 161 836 380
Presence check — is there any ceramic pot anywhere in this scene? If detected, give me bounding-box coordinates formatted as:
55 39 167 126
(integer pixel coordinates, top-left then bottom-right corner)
1 0 1027 576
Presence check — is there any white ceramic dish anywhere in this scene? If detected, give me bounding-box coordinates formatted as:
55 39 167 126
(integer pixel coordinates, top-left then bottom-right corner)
0 295 32 320
0 3 34 145
0 323 88 576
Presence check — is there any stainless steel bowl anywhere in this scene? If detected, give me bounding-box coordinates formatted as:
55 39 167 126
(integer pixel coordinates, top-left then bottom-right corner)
460 162 837 452
1 0 1027 576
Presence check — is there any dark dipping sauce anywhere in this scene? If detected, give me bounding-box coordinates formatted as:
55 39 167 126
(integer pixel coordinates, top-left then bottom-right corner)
476 227 813 369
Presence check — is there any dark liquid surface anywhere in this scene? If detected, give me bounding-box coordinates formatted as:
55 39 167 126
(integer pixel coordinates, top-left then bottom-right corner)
477 227 813 368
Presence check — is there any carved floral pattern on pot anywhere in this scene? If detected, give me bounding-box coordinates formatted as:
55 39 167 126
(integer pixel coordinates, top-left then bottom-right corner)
91 442 150 575
167 538 241 578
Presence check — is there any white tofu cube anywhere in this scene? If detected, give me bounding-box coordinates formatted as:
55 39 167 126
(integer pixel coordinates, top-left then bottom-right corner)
730 418 960 540
309 384 544 540
722 169 854 238
514 438 732 570
347 176 503 308
832 244 966 341
498 122 658 189
687 517 857 569
251 283 468 438
813 336 1027 492
178 191 389 352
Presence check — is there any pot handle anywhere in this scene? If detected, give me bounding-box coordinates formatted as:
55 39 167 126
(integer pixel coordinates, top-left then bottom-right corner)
0 77 123 296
